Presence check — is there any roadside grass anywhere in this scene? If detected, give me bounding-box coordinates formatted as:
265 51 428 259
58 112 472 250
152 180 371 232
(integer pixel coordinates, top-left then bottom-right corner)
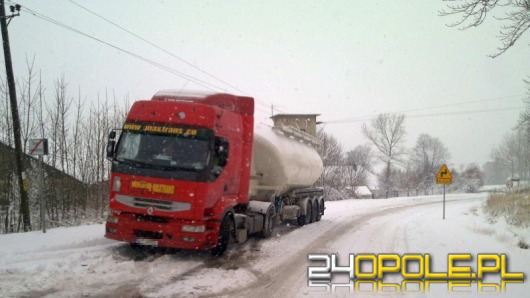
483 189 530 249
484 190 530 227
472 226 495 236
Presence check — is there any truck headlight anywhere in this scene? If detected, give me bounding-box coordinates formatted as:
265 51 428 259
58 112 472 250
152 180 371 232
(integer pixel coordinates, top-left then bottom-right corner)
182 225 205 233
107 215 119 224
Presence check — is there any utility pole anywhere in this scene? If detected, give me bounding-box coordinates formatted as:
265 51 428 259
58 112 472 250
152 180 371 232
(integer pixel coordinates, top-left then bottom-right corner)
0 1 31 231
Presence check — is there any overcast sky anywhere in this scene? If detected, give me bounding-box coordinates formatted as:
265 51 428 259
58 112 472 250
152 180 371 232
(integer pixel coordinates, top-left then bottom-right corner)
3 0 529 169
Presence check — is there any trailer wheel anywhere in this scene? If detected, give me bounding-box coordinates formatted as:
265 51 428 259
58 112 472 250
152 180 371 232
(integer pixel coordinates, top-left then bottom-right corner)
260 205 275 238
311 200 318 223
316 200 324 222
211 214 234 257
306 201 313 225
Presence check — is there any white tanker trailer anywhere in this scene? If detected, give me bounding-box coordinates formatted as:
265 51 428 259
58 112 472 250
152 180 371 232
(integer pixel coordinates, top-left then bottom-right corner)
250 123 323 201
233 120 325 243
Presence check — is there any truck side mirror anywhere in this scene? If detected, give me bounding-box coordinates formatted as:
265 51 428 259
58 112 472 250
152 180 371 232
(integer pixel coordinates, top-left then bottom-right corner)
106 130 117 159
210 138 229 179
215 138 229 167
106 140 116 159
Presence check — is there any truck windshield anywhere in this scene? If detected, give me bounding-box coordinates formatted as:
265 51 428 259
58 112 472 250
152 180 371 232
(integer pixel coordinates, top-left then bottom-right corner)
115 130 211 172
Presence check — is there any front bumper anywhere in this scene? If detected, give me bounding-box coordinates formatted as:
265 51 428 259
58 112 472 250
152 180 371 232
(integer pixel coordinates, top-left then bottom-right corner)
105 212 220 250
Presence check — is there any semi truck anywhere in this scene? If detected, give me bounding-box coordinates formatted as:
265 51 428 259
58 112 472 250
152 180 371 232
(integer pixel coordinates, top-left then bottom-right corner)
105 90 324 255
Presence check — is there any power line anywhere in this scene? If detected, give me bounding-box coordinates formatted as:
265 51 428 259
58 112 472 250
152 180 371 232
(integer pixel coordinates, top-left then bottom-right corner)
6 1 294 115
66 0 276 111
67 1 243 94
405 106 524 119
397 94 523 115
255 106 272 116
13 3 237 93
325 94 525 124
323 106 525 124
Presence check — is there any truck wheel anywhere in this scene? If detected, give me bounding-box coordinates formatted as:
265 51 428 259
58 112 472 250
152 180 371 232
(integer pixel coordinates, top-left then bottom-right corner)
311 200 318 223
211 214 233 256
297 212 306 226
316 200 324 222
297 200 311 226
306 201 313 225
260 205 275 238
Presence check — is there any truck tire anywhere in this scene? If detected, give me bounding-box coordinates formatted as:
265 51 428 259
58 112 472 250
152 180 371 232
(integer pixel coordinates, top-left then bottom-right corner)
297 200 312 226
316 199 323 222
130 243 141 250
311 200 318 223
306 201 313 225
297 212 306 226
260 205 275 238
211 214 233 256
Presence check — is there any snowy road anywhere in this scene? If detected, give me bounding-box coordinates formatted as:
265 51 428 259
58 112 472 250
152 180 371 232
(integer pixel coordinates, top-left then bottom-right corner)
1 193 529 297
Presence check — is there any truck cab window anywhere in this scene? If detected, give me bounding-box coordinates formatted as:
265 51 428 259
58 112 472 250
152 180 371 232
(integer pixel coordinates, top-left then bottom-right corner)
116 132 141 160
115 129 212 172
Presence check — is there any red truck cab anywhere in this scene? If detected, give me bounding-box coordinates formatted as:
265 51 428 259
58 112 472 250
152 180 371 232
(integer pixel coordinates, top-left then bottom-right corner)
105 91 254 254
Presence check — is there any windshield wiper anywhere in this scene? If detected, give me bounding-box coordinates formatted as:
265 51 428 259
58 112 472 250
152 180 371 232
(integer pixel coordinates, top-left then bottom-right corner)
116 158 152 168
117 157 204 172
175 165 204 172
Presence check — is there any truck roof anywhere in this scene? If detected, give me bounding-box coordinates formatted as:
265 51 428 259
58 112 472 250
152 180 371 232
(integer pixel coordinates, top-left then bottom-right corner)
151 90 254 116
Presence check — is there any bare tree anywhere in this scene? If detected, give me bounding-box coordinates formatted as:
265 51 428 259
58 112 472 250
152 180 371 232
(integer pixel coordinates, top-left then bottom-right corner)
515 84 530 173
439 0 530 58
410 133 452 185
0 84 12 144
316 127 344 195
362 113 406 191
460 163 484 192
45 76 76 222
0 58 45 232
77 90 129 217
17 56 41 153
516 83 530 125
392 165 422 195
343 145 375 193
491 130 526 179
0 64 135 231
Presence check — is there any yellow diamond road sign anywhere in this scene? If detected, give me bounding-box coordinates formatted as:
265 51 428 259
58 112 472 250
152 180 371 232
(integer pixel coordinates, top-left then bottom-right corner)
436 164 452 185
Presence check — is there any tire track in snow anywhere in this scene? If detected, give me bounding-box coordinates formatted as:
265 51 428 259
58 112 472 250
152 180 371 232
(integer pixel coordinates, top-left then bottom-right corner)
212 196 484 298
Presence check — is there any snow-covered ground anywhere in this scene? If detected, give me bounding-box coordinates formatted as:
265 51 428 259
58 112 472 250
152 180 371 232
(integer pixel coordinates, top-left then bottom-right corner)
1 193 529 297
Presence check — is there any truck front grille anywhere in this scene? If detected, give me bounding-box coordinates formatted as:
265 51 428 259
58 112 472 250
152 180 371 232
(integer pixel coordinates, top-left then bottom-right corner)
115 194 191 212
133 197 172 210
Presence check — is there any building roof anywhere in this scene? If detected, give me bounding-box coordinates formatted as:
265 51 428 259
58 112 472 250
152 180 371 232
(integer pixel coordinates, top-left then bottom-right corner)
270 113 321 119
355 186 373 196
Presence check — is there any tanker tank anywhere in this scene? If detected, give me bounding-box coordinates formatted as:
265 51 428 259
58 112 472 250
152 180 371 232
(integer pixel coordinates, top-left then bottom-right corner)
249 123 324 202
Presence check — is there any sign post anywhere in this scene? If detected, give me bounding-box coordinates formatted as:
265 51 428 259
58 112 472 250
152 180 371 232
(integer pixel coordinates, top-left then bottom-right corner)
435 164 453 219
29 139 48 233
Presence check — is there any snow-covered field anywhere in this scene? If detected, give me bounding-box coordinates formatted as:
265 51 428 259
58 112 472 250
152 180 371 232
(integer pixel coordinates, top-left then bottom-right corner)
1 193 528 297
